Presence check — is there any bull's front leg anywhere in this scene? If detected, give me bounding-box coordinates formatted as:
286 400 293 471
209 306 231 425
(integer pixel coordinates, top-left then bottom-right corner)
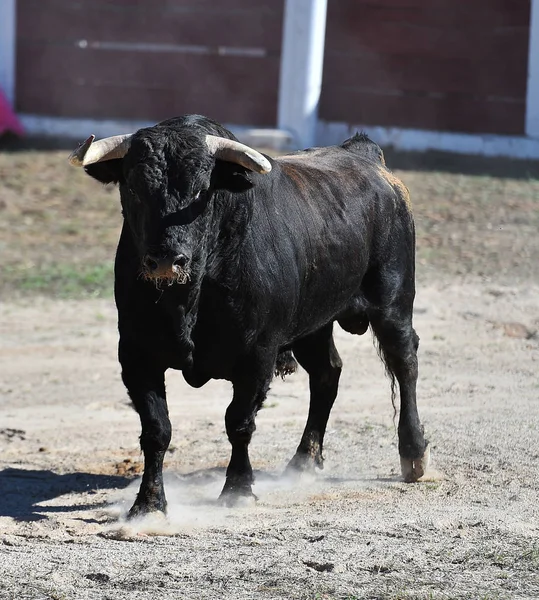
220 356 274 506
120 343 171 518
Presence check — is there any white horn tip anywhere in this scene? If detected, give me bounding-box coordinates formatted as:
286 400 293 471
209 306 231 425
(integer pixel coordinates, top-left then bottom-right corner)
257 157 272 174
68 134 95 167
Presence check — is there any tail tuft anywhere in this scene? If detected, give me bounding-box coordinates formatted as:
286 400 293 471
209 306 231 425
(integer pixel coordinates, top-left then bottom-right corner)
275 350 298 379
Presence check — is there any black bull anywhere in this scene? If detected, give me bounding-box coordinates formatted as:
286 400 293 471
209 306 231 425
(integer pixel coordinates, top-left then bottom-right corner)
70 115 429 517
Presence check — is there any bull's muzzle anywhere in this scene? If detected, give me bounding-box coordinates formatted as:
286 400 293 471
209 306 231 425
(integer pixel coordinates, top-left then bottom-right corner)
142 253 190 285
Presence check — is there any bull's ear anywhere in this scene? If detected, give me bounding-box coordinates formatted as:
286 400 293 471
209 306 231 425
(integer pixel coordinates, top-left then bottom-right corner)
211 160 254 193
83 159 124 185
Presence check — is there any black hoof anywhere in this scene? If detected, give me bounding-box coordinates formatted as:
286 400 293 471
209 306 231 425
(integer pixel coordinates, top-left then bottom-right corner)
218 481 257 507
285 451 323 475
400 443 431 482
127 496 167 520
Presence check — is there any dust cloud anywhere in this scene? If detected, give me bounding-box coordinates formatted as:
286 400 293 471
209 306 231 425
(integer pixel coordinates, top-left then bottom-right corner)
105 468 355 537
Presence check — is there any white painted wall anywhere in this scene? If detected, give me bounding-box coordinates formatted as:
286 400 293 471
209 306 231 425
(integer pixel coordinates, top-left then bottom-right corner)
19 113 539 160
18 114 294 151
0 0 16 106
317 121 539 160
277 0 327 149
526 0 539 138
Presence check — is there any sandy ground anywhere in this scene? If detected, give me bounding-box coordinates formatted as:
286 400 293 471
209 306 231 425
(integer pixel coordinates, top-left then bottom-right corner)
1 278 538 600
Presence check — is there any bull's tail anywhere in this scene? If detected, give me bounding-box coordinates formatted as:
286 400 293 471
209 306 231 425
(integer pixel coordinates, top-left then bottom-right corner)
371 329 398 423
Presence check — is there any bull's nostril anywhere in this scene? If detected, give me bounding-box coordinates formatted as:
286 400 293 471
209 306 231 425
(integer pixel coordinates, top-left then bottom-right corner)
173 254 189 268
144 255 159 272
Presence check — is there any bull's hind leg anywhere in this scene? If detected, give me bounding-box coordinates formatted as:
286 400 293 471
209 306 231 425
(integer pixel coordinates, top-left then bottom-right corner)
120 345 171 518
370 300 429 482
287 323 342 473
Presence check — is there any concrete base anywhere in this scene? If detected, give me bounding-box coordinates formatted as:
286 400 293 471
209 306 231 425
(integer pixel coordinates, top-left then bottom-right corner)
18 114 294 152
317 121 539 160
17 113 539 159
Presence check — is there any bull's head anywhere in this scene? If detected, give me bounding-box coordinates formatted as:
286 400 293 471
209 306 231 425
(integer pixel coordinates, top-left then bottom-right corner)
69 121 271 287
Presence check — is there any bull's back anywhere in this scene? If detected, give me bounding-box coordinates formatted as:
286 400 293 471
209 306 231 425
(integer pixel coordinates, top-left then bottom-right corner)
244 141 410 340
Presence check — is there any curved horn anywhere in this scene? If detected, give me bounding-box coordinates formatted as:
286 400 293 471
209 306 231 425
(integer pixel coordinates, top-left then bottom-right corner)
68 133 133 167
205 135 271 174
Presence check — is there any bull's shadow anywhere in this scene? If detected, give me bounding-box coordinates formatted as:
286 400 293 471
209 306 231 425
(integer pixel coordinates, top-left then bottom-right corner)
0 466 384 523
0 466 261 521
0 467 132 521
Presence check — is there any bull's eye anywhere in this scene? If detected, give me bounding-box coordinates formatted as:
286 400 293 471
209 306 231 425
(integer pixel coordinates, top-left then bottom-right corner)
128 187 141 203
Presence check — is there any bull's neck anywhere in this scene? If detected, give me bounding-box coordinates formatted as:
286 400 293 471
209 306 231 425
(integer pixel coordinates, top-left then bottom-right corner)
207 189 253 279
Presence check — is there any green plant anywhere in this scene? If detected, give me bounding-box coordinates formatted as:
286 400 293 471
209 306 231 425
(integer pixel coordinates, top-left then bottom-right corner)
3 261 114 299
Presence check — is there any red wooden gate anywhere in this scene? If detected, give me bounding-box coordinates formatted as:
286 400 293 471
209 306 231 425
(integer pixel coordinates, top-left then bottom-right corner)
320 0 531 135
16 0 283 127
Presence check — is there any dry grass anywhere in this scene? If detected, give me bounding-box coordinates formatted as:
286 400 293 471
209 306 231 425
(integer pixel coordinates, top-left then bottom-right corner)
407 169 539 281
0 149 121 297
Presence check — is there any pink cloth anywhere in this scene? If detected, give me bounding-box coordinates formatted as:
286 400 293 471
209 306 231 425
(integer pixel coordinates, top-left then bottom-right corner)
0 90 24 136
